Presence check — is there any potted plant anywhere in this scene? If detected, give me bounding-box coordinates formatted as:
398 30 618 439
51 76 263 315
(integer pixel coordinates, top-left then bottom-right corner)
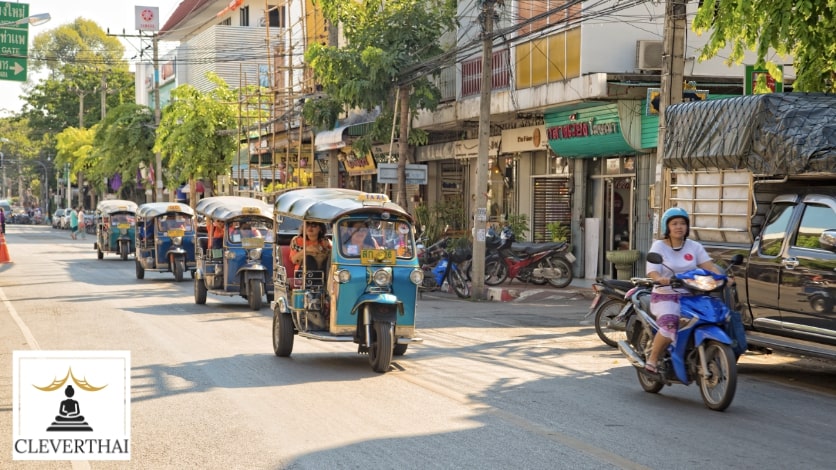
546 221 569 242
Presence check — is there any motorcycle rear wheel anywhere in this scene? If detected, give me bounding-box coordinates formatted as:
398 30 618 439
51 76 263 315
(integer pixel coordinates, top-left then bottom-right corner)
484 258 508 286
594 299 628 348
698 341 737 411
634 324 664 393
545 256 573 288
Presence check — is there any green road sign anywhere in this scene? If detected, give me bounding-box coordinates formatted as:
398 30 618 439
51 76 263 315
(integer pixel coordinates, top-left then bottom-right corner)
0 1 29 82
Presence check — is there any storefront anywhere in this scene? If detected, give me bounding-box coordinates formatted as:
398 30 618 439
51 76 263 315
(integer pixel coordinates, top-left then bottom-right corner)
545 101 650 279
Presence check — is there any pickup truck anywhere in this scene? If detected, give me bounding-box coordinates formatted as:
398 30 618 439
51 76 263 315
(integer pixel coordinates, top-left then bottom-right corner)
660 93 836 359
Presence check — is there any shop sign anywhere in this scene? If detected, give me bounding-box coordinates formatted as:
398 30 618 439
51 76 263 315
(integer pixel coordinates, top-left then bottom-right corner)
501 126 547 153
377 163 427 185
547 120 618 140
341 149 377 175
454 136 501 158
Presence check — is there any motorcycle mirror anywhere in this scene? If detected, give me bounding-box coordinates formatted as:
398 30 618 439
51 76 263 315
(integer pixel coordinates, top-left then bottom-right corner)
646 252 663 264
730 254 744 265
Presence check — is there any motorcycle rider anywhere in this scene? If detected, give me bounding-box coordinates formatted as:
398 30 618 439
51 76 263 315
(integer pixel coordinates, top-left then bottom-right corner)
644 207 725 374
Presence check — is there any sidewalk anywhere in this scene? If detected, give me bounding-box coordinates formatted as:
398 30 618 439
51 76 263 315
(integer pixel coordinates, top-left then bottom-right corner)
483 277 596 302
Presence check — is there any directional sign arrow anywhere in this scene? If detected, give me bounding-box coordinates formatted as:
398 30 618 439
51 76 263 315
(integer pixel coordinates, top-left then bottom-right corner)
12 61 23 75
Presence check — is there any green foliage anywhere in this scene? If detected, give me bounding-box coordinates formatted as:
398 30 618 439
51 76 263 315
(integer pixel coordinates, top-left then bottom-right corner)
546 221 570 242
91 104 155 195
24 19 134 137
506 214 530 241
414 198 466 243
154 73 238 189
694 0 836 93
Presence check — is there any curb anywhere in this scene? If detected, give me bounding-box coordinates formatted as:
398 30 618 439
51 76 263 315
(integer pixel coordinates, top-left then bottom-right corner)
485 285 596 302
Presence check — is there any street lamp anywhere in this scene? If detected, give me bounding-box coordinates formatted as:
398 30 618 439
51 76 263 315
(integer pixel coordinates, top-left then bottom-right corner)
0 13 51 28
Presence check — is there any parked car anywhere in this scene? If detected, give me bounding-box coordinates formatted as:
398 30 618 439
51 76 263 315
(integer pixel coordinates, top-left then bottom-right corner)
52 209 66 229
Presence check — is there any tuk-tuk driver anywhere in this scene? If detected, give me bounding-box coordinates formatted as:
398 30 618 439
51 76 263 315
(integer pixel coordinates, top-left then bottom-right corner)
290 222 331 272
210 219 224 249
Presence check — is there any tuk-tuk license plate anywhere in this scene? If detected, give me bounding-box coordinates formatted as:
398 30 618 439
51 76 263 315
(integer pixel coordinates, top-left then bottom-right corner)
117 223 130 230
361 248 396 265
167 229 185 237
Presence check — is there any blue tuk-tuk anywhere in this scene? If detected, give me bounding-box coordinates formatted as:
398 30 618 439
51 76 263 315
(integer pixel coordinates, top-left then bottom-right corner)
135 202 197 282
271 188 423 373
95 200 138 261
194 196 275 310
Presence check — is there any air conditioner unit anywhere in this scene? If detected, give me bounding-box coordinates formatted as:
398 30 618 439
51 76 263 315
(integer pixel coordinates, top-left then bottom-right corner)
636 40 664 71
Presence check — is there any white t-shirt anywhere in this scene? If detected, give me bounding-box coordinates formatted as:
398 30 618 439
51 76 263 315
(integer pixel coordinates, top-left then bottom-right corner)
645 238 711 278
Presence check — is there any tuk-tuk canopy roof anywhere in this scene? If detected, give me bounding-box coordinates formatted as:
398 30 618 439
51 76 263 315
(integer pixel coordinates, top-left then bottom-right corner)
96 199 138 215
274 188 412 223
195 196 273 221
136 202 195 219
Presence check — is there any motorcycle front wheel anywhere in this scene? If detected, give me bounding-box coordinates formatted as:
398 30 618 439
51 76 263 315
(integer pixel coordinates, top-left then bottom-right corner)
698 341 737 411
594 299 628 348
484 258 508 286
545 256 573 288
449 266 470 298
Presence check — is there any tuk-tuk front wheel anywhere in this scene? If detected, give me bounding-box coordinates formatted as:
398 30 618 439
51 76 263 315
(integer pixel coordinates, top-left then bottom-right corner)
120 242 129 261
97 247 103 260
173 258 185 282
194 277 207 305
248 279 264 310
272 308 294 357
369 321 394 373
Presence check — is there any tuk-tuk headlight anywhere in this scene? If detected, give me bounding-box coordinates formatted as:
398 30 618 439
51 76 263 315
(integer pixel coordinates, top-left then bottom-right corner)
335 269 351 284
372 268 392 287
409 268 424 285
248 248 262 260
172 236 183 246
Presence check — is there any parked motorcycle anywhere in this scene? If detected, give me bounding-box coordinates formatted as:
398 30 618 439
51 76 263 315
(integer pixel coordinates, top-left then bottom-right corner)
484 228 574 287
585 277 635 348
418 237 470 298
617 252 744 411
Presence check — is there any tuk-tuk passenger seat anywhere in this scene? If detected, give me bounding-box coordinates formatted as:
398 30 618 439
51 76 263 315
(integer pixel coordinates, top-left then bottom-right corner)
197 237 208 253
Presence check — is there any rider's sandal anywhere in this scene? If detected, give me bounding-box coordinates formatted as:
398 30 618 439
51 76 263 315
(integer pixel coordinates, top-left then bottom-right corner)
644 362 658 374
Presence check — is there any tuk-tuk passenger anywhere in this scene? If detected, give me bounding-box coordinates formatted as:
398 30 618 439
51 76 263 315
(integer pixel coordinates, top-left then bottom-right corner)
290 222 331 272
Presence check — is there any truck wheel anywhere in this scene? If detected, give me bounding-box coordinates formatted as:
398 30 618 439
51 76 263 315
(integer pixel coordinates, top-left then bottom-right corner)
698 341 737 411
369 321 394 372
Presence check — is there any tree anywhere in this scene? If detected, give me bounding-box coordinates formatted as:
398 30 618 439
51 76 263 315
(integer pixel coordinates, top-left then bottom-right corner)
55 126 96 205
694 0 836 93
304 0 457 206
92 103 156 198
24 19 135 138
154 74 238 206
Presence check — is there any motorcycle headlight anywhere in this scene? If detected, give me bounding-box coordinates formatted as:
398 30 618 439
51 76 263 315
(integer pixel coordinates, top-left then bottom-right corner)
683 275 723 291
172 236 183 246
409 268 424 285
372 268 392 287
248 248 262 260
334 269 351 284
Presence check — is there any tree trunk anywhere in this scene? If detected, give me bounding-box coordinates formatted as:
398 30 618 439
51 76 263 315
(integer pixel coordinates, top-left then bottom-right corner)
397 84 410 208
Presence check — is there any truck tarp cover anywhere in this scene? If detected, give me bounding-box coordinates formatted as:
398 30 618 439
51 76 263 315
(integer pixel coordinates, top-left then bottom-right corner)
663 93 836 175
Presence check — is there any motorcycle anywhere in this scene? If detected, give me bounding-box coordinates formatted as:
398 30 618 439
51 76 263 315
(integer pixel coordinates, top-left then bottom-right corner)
418 237 471 298
585 277 635 348
483 227 574 288
617 252 744 411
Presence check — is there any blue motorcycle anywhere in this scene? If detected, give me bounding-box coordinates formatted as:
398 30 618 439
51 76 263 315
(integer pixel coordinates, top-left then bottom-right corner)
618 252 744 411
418 237 470 298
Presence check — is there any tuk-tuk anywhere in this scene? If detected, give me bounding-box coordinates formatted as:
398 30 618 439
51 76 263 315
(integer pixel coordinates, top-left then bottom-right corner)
135 202 197 282
271 188 423 373
95 200 138 261
194 196 275 310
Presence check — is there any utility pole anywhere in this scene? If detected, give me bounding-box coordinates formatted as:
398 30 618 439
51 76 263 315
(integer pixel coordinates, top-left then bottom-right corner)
152 33 163 202
653 0 687 210
472 0 496 301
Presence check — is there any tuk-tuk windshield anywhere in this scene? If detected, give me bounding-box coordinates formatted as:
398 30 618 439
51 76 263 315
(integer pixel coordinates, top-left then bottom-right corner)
157 214 194 232
228 218 274 244
110 213 136 226
338 218 415 258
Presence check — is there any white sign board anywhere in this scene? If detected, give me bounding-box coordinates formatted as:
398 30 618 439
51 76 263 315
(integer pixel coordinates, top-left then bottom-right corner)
135 6 160 32
377 163 428 185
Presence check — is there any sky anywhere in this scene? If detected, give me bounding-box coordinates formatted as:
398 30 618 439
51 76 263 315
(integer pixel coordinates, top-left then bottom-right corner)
0 0 183 116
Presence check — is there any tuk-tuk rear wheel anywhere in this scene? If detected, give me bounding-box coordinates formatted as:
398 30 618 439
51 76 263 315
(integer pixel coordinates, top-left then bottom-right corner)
369 321 394 373
97 248 103 260
135 260 145 280
273 309 294 357
194 277 207 305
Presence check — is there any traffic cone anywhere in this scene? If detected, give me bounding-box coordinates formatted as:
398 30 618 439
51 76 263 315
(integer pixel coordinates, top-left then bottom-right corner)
0 232 9 263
